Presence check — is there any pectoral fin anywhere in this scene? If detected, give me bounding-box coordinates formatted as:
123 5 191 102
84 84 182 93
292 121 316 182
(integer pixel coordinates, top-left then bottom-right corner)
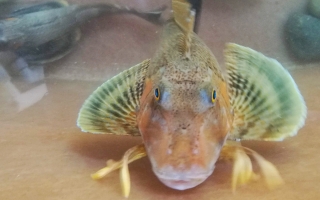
224 43 306 141
77 59 150 136
220 142 283 190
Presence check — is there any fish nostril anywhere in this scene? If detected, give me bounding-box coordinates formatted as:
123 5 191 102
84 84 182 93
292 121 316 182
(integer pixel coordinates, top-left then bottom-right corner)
178 123 190 130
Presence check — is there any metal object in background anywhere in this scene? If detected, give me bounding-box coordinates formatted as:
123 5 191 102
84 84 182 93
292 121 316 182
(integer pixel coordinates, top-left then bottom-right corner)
188 0 202 32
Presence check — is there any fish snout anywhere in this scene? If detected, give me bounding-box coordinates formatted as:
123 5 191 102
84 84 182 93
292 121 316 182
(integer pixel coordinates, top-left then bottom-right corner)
153 165 214 190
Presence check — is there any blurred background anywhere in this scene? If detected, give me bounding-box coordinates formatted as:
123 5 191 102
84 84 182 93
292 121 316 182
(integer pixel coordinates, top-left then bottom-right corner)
0 0 319 200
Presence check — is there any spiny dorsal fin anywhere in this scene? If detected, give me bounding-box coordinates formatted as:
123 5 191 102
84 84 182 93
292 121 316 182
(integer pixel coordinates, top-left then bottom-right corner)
172 0 195 34
224 43 307 141
77 59 150 136
172 0 195 58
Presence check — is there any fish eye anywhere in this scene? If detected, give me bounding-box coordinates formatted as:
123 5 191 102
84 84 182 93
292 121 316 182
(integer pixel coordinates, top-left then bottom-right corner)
154 88 160 100
212 89 216 103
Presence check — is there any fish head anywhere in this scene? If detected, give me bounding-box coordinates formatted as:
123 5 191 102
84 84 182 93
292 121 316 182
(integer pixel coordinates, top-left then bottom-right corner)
137 62 231 190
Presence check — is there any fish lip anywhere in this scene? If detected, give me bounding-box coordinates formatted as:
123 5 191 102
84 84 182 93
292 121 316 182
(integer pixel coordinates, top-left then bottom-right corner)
153 165 215 180
153 167 214 190
159 178 207 190
154 170 213 181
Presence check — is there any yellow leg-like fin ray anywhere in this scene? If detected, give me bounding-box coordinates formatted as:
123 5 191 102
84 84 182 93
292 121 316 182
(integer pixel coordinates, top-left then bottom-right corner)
219 142 283 191
91 144 147 197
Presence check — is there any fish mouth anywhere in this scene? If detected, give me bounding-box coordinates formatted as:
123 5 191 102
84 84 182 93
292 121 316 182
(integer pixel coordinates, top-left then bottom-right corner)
154 167 214 190
158 177 208 190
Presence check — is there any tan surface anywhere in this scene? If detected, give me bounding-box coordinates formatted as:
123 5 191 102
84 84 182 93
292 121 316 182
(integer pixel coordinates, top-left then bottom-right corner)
1 0 320 200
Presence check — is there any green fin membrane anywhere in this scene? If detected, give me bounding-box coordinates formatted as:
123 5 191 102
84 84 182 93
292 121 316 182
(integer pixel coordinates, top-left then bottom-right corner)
77 60 150 136
224 43 306 141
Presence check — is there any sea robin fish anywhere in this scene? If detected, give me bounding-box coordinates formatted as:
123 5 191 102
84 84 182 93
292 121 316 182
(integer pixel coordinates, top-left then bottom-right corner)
77 0 307 197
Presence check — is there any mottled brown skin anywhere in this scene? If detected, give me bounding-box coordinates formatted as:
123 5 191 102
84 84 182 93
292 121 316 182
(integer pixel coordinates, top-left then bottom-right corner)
136 20 233 190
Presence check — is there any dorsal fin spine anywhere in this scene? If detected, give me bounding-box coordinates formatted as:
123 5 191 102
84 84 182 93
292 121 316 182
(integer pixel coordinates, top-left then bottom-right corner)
172 0 195 59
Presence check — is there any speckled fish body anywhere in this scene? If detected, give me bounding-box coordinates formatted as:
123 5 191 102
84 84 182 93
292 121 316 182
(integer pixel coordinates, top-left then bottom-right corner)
136 20 232 189
77 0 306 196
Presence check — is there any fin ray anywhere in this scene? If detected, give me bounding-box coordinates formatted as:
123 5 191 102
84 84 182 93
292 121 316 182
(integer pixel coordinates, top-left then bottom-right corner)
77 59 150 136
224 43 306 141
172 0 195 58
172 0 195 34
